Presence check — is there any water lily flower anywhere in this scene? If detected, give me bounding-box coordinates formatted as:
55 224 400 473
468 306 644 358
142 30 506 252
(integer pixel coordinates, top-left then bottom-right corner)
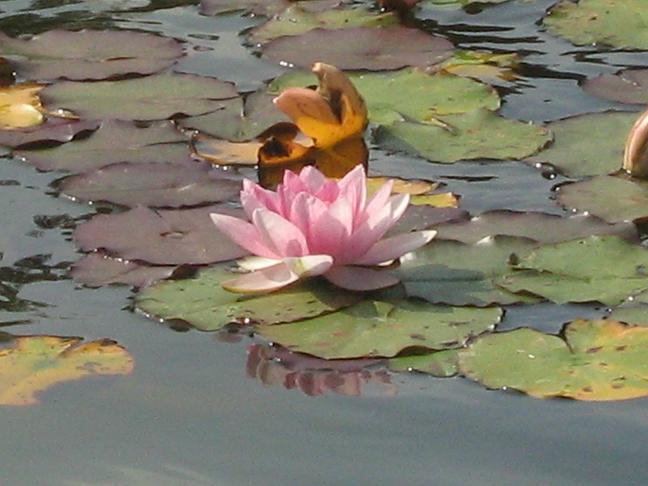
210 165 436 294
624 108 648 178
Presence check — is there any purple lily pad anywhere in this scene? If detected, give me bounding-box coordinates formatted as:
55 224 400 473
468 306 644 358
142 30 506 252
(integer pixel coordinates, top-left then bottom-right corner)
74 205 249 265
40 72 238 121
434 210 639 244
0 30 183 81
262 26 454 71
16 120 190 173
70 253 176 288
200 0 340 16
583 69 648 105
0 118 99 148
59 161 242 208
388 206 469 236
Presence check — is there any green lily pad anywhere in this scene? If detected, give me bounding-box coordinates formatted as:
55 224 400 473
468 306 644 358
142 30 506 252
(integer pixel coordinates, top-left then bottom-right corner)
557 175 648 223
269 69 500 125
200 0 340 16
41 72 238 121
16 120 189 173
609 305 648 325
458 319 648 401
135 265 360 331
544 0 648 50
496 235 648 306
389 349 459 377
374 110 551 163
255 301 502 359
177 91 287 142
527 112 635 177
248 6 397 44
583 69 648 105
396 236 540 306
434 210 638 244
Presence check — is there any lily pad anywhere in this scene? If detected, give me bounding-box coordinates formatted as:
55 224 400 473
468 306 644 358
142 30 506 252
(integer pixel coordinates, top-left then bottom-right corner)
557 175 648 223
0 30 183 81
583 69 648 105
40 72 238 121
527 112 635 177
178 92 288 142
544 0 648 50
0 118 99 149
269 69 500 125
262 26 454 71
0 83 45 129
458 319 648 401
496 235 648 306
74 205 248 265
16 120 189 173
192 135 260 166
0 334 133 406
59 162 241 208
200 0 340 16
389 349 459 377
434 210 638 244
609 305 648 325
388 205 469 235
374 110 551 163
255 301 502 359
435 51 519 87
248 6 397 44
396 236 540 306
70 253 176 289
135 264 360 331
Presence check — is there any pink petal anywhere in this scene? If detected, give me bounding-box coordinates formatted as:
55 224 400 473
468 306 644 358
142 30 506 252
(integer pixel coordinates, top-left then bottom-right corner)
210 213 276 258
252 208 309 257
241 180 282 218
314 180 340 203
299 166 328 193
337 165 367 226
284 254 334 277
363 178 394 219
309 198 353 257
341 194 410 264
353 230 437 266
289 192 327 243
324 266 400 291
222 262 299 294
237 256 282 271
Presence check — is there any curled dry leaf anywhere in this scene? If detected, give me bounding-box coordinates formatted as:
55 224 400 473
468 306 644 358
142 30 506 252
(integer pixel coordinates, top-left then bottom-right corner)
0 83 45 130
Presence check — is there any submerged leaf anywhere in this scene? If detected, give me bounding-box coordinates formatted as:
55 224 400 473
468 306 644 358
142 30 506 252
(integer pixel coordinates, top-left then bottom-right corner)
583 69 648 105
135 264 360 331
0 334 133 406
256 301 502 359
459 319 648 401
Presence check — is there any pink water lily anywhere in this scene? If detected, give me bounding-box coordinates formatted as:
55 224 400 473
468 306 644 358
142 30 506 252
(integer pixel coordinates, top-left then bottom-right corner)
210 166 436 293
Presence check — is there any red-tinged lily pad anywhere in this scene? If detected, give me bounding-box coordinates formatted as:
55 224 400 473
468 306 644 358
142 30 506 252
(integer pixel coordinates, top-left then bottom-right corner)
557 175 648 223
178 91 288 142
16 120 190 173
583 69 648 105
262 26 454 71
59 162 241 208
434 210 638 244
0 118 99 149
200 0 340 16
0 30 183 81
73 205 249 265
70 253 176 289
458 319 648 401
40 72 238 121
388 205 469 236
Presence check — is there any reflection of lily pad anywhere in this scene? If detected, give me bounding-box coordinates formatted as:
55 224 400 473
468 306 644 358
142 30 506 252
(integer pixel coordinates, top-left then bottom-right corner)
375 110 550 163
0 30 183 80
389 349 459 377
270 69 500 124
497 236 648 305
544 0 648 50
178 92 287 142
0 334 133 406
70 253 176 289
262 26 454 71
248 6 397 44
74 205 248 265
41 72 238 120
396 236 539 306
135 264 360 331
59 162 241 208
583 69 648 105
435 210 637 244
459 319 648 401
557 175 648 223
527 112 635 177
256 301 502 359
16 120 189 173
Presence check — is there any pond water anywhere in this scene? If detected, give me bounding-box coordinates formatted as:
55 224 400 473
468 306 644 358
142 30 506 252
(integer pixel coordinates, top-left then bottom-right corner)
1 0 648 484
